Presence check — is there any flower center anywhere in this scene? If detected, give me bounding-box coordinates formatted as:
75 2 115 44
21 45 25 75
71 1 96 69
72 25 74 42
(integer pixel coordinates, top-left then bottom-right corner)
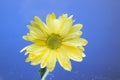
46 34 62 49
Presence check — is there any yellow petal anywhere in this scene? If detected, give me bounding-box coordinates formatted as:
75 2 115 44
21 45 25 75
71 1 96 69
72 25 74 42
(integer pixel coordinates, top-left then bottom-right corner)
23 33 45 43
31 46 47 55
61 18 73 36
30 21 49 35
46 13 62 34
62 24 83 41
25 52 29 55
20 46 29 53
40 49 50 68
58 14 68 33
23 25 47 42
30 48 49 65
25 44 46 55
23 33 36 42
82 53 86 57
46 14 54 33
25 53 36 62
70 24 83 33
63 38 88 46
56 46 72 71
53 19 61 33
62 45 83 62
59 15 74 36
78 46 86 57
47 50 56 72
33 40 46 46
46 13 56 27
63 31 82 41
34 16 42 23
34 16 51 34
27 25 47 39
78 46 84 51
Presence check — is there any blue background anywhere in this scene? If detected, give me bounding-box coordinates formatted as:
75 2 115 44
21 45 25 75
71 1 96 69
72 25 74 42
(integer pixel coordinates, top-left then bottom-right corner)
0 0 120 80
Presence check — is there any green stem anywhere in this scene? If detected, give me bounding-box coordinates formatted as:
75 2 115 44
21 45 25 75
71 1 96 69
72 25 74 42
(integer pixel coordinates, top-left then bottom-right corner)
41 69 49 80
39 67 49 80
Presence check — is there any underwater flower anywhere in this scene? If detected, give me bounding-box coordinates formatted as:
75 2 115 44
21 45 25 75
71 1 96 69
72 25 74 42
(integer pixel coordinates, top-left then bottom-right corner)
21 13 88 72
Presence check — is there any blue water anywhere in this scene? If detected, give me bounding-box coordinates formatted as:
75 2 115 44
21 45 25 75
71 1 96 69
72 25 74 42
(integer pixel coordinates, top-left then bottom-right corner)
0 0 120 80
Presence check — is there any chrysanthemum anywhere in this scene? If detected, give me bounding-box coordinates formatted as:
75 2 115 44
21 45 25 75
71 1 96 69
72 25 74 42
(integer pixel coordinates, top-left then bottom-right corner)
21 13 88 72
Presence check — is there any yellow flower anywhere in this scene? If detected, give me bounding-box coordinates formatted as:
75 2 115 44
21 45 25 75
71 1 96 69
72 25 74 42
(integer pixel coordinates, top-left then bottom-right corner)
20 13 88 72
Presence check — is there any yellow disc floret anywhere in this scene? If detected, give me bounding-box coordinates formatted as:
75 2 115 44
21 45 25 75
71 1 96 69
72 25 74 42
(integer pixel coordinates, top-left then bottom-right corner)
46 34 62 49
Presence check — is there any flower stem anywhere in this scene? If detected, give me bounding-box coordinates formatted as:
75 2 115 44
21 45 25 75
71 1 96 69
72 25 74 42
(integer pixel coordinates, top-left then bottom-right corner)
39 67 49 80
41 69 49 80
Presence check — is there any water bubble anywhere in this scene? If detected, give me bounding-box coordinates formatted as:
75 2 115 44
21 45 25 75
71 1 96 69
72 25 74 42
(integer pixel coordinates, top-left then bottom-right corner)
47 73 55 80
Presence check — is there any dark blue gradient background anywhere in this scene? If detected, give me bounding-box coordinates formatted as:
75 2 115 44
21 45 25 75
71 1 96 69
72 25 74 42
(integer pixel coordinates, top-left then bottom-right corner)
0 0 120 80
